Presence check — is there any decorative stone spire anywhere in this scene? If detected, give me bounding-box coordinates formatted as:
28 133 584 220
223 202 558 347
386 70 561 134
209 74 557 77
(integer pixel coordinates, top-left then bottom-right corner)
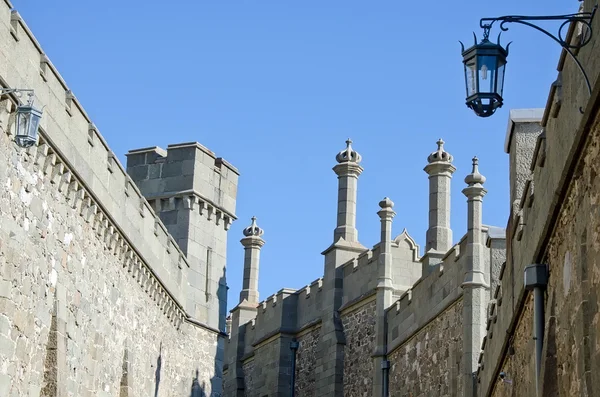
332 139 364 243
240 216 265 304
461 156 489 397
242 216 264 237
427 138 453 163
336 138 362 164
376 197 395 304
464 156 486 186
423 138 456 260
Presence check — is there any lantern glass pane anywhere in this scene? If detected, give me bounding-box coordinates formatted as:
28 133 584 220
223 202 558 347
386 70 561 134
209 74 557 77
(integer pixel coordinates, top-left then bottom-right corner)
465 58 477 97
477 55 497 93
497 63 505 96
28 112 42 139
16 110 29 137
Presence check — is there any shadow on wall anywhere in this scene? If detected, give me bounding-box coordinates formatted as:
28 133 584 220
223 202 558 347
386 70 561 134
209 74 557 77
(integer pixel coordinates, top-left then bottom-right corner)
191 369 208 397
155 342 163 397
151 269 228 396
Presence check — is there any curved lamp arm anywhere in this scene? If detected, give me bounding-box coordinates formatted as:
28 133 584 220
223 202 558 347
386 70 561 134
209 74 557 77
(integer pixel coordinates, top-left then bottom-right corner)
480 6 597 96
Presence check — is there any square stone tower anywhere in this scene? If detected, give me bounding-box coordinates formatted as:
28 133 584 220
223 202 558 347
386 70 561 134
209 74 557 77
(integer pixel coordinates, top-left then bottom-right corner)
126 142 238 332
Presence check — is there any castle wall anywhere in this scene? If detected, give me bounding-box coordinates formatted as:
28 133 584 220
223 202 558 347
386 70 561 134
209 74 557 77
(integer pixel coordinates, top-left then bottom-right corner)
241 335 294 397
386 236 467 352
488 295 535 397
0 133 220 395
388 299 464 397
340 249 377 306
242 358 255 396
293 325 320 396
341 297 376 397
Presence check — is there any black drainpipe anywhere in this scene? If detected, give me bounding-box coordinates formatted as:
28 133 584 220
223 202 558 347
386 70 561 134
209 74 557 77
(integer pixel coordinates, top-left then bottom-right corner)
290 340 299 397
524 264 548 397
381 360 390 397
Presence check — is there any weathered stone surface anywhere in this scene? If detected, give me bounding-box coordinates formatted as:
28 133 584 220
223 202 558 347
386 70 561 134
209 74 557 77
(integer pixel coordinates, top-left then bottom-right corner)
294 326 320 396
242 359 255 397
489 295 535 397
541 106 600 397
389 299 463 397
0 129 221 395
341 299 376 397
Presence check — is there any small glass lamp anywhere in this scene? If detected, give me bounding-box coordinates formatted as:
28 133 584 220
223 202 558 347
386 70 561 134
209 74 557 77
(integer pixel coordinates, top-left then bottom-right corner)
461 33 509 117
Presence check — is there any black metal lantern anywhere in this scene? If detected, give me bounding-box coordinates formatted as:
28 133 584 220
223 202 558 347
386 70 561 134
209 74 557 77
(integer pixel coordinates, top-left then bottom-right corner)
460 33 509 117
15 103 43 148
460 7 597 118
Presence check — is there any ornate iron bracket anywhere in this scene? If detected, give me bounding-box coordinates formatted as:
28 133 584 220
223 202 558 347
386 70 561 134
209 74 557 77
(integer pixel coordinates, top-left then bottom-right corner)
480 6 597 97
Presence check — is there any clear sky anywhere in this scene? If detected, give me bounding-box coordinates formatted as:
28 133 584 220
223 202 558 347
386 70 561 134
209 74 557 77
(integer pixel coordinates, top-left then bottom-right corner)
13 0 573 311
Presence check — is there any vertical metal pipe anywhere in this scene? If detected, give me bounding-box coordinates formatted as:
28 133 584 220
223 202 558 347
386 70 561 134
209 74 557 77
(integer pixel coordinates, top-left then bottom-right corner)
524 263 548 397
381 360 390 397
533 287 544 396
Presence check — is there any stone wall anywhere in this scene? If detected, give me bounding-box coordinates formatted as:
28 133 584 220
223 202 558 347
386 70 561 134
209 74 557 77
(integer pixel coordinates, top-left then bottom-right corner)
488 295 535 397
388 299 463 397
294 326 320 396
341 298 376 397
242 359 254 397
540 106 600 396
243 338 287 396
0 132 221 395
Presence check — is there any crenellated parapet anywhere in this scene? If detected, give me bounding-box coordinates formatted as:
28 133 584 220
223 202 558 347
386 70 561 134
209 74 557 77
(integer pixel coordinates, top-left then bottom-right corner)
126 142 238 228
385 226 505 358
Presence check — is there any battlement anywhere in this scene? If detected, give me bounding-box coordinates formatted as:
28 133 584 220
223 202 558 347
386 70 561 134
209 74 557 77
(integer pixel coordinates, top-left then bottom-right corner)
126 141 238 219
386 227 505 354
250 288 298 347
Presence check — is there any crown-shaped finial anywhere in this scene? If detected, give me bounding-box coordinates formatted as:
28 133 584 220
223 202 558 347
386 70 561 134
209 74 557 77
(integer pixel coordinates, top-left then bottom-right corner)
243 216 264 237
336 138 362 164
465 156 486 186
427 138 453 163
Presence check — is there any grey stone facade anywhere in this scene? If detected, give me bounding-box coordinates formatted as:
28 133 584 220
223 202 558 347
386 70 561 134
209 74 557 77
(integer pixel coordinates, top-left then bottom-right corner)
224 137 507 396
389 299 464 397
293 326 320 396
341 298 376 397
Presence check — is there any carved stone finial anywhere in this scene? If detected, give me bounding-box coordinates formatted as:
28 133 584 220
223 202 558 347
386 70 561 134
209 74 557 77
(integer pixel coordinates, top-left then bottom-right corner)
465 156 486 186
427 138 453 163
336 138 362 164
379 197 394 209
243 216 264 237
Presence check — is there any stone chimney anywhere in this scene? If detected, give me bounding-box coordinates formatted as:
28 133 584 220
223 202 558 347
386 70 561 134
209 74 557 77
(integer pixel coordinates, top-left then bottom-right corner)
239 216 265 304
332 138 363 243
461 157 490 397
424 138 456 253
504 109 544 211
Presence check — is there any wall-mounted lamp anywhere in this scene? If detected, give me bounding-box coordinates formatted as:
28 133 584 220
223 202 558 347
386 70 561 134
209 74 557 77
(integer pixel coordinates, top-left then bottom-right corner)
461 6 597 117
0 87 43 147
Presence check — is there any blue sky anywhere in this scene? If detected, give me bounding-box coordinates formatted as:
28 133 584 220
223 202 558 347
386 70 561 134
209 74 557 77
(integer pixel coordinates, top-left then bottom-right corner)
13 0 572 311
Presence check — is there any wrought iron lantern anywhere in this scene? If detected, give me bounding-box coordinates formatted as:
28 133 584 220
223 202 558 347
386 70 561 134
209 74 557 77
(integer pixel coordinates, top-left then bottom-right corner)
461 33 509 117
0 87 43 147
461 6 597 117
15 103 43 148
